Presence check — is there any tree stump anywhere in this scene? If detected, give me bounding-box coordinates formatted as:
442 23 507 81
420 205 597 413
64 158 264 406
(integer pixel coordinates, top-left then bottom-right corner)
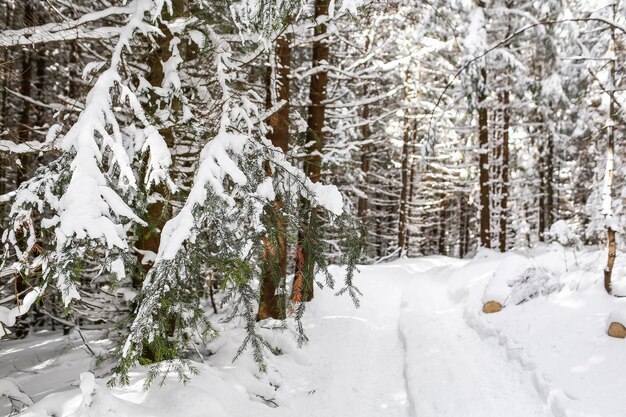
482 301 503 314
608 322 626 339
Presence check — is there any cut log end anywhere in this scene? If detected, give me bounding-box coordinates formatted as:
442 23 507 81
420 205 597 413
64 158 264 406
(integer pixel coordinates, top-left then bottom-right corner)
482 300 503 314
608 322 626 339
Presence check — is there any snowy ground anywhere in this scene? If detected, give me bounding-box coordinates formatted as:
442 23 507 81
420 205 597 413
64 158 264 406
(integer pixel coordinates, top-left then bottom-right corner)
3 245 626 417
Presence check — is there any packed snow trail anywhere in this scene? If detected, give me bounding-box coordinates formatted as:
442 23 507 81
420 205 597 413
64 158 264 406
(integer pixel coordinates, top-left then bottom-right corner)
392 259 548 416
293 266 412 417
297 257 549 417
6 256 553 417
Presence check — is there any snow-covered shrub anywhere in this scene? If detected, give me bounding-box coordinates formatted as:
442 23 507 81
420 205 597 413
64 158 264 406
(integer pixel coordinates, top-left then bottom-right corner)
545 220 580 247
506 267 562 306
482 253 562 308
0 378 33 416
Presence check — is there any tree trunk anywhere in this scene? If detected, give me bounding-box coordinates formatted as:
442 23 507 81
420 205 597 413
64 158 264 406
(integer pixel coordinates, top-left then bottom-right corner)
0 6 12 198
499 90 509 252
293 0 330 303
397 122 411 255
357 39 371 221
458 193 470 257
357 97 371 220
478 67 490 248
438 199 447 255
398 67 412 256
258 33 291 321
604 10 617 295
15 4 33 189
405 159 416 253
537 129 554 242
545 136 554 234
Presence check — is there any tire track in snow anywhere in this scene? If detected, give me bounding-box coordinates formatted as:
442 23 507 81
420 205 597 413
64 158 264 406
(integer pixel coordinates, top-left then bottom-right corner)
397 298 418 417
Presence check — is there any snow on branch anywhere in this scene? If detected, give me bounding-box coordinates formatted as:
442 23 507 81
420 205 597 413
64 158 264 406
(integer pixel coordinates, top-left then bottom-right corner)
0 140 48 154
0 287 42 337
4 0 179 307
0 5 134 47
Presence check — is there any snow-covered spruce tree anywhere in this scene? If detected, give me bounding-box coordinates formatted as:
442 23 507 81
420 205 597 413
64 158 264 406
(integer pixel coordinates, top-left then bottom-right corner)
1 0 361 382
2 0 179 336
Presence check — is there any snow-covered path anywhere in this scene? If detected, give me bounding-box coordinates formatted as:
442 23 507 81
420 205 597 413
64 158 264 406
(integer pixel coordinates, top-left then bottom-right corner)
295 267 412 416
6 256 556 417
396 261 547 416
297 257 549 417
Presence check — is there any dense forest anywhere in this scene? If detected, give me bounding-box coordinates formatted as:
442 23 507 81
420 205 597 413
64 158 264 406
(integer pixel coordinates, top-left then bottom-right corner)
1 1 626 416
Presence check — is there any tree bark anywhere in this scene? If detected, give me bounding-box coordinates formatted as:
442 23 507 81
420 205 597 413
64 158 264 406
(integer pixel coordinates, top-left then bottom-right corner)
604 7 617 295
0 6 12 198
406 159 416 252
438 199 447 255
499 90 509 252
398 67 412 256
357 96 371 220
357 39 371 221
537 130 554 242
258 32 291 321
293 0 330 303
458 193 470 257
478 67 490 248
15 3 33 189
397 122 411 255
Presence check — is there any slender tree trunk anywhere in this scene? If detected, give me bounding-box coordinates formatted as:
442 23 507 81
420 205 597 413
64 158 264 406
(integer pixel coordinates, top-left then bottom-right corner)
538 132 546 241
15 4 33 189
397 122 411 255
545 136 554 232
0 7 12 198
537 132 554 242
357 96 370 220
357 39 371 221
68 40 79 99
459 193 470 257
478 67 490 248
293 0 330 303
398 67 412 256
258 32 291 321
604 9 617 295
34 46 46 124
604 109 616 294
405 160 416 253
438 199 447 255
499 90 509 252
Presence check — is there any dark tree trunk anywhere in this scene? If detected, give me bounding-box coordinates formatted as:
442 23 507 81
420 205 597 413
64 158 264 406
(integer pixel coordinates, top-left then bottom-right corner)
604 11 617 295
537 130 554 242
397 123 411 255
405 159 416 253
258 32 291 321
459 193 470 258
357 39 371 222
293 0 330 303
438 199 447 255
357 98 371 220
15 4 33 189
0 7 12 198
478 67 490 248
499 90 509 252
